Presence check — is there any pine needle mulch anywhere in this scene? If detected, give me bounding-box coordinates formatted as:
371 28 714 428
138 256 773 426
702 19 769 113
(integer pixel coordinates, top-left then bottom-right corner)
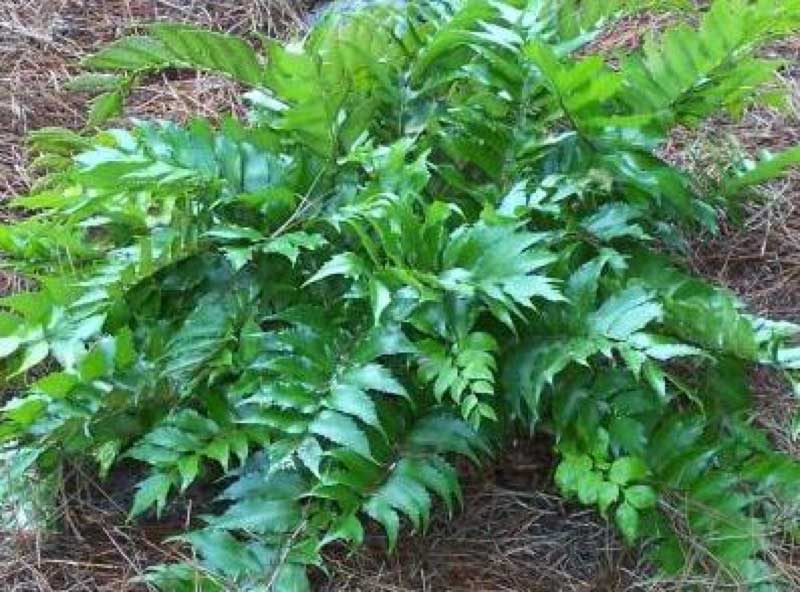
2 3 800 590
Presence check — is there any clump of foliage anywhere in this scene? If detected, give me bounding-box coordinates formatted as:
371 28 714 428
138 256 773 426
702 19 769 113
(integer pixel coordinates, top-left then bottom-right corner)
3 0 800 589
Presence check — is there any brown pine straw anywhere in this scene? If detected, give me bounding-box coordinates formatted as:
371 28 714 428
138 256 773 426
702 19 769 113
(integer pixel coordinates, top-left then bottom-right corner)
0 0 318 201
2 1 800 590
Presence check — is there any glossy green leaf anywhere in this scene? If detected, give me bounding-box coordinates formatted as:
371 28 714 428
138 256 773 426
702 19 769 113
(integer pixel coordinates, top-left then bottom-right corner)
130 473 173 517
615 502 640 544
609 457 649 486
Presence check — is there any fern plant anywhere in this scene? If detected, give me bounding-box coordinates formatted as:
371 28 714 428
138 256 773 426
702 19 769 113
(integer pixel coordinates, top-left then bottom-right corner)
3 0 800 590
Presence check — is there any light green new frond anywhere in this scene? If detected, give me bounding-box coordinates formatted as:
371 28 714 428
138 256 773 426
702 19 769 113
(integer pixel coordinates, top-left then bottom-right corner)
84 25 264 86
417 331 499 426
722 145 800 197
527 42 622 128
82 36 172 71
149 25 265 86
619 0 792 125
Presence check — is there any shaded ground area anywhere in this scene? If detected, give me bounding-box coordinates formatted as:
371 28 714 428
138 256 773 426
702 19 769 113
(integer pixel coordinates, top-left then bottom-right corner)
1 2 800 591
3 441 647 591
319 441 642 592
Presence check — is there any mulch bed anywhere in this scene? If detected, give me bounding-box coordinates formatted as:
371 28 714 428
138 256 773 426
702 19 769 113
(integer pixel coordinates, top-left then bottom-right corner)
1 2 799 590
0 0 317 199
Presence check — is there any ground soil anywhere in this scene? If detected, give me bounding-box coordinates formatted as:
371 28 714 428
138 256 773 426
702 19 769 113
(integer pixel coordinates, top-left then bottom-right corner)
1 2 799 591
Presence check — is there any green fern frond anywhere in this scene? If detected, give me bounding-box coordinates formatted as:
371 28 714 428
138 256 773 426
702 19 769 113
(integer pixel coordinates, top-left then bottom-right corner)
2 1 800 590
